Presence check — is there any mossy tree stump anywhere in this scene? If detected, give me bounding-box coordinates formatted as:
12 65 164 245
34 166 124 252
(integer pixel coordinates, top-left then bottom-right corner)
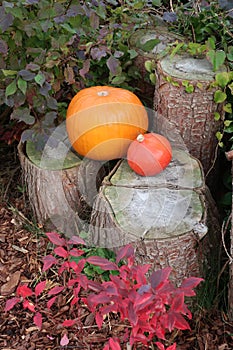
89 149 219 284
129 26 183 101
154 55 224 174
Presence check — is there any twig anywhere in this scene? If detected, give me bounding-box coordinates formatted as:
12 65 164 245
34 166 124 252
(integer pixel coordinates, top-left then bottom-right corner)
221 214 233 264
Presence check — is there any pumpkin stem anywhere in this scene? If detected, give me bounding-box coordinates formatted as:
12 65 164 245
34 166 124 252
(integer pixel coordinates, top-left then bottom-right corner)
137 134 145 142
97 90 109 97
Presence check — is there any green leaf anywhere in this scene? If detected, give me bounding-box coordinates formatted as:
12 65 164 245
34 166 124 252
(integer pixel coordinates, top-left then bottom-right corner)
5 80 17 97
206 37 216 50
224 120 232 127
214 112 221 121
145 60 153 73
170 42 184 58
34 72 46 87
215 72 229 88
149 73 156 85
152 0 162 5
127 49 138 59
60 23 76 34
223 103 232 113
227 46 233 61
185 84 194 93
214 90 227 103
207 50 226 71
11 107 35 125
17 77 27 95
228 82 233 95
224 124 233 133
139 38 160 52
216 131 223 141
2 69 18 77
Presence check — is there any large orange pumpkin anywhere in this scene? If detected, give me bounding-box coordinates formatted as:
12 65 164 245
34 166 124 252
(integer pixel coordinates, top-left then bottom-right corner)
66 86 148 160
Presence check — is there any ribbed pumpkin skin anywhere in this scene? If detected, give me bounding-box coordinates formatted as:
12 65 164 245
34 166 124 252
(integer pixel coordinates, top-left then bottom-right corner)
66 86 148 160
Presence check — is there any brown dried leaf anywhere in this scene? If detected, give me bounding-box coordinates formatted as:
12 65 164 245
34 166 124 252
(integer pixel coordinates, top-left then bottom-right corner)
1 270 21 295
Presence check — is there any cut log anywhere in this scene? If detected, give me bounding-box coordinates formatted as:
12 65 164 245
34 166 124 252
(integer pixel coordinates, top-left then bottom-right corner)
154 54 224 174
18 141 106 236
129 26 183 101
89 149 220 284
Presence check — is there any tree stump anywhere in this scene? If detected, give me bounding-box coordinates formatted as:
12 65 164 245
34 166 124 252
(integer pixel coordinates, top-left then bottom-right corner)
89 148 219 284
18 140 106 236
129 26 183 101
154 54 224 174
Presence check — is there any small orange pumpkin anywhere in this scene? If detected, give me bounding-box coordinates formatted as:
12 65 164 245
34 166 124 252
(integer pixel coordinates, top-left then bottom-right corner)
66 86 148 160
127 133 172 176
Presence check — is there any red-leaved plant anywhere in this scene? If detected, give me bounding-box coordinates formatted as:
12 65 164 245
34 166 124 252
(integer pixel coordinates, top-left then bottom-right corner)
5 232 203 349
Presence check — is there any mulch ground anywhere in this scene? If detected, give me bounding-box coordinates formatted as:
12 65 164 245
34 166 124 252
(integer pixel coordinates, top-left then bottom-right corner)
0 142 233 349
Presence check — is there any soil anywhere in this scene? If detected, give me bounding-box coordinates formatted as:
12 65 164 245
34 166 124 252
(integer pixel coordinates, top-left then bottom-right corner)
0 142 233 350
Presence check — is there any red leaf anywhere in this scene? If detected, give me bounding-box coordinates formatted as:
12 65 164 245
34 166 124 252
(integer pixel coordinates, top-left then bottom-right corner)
48 285 64 295
171 293 185 313
67 236 86 246
167 311 190 331
4 297 20 311
109 337 121 350
47 296 57 309
167 344 177 350
54 246 69 258
96 312 103 329
155 342 165 350
69 248 85 257
179 277 204 296
35 280 46 297
42 255 58 272
16 285 33 298
103 344 110 350
60 333 69 346
62 319 76 327
23 300 36 312
86 256 118 271
116 244 134 264
128 302 138 326
150 267 172 290
46 232 66 246
33 312 42 329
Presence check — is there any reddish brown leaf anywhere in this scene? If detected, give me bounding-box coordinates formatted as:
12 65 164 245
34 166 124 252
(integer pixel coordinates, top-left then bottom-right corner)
86 256 118 271
48 285 64 295
46 232 66 246
150 267 172 290
33 312 42 329
96 312 103 329
4 297 21 311
116 244 134 264
23 300 36 312
35 280 46 297
16 284 33 298
67 236 86 246
47 296 57 309
54 246 69 258
62 319 76 327
42 255 58 272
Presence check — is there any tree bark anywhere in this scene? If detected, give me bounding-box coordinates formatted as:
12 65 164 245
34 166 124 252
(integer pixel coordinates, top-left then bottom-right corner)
18 142 106 236
129 26 183 102
229 162 233 320
154 55 224 175
89 149 220 284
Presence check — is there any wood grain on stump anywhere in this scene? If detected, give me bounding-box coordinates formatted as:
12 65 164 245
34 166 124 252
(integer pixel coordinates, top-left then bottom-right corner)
154 55 224 174
89 149 219 284
18 142 106 236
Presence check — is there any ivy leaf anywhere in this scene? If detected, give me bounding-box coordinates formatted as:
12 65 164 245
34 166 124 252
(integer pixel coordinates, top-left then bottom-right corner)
0 8 14 32
214 90 227 103
206 50 226 71
0 39 8 54
17 78 27 95
34 72 46 87
215 72 229 88
138 38 160 52
19 69 36 81
128 49 138 59
107 56 120 76
10 107 35 125
5 80 17 97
